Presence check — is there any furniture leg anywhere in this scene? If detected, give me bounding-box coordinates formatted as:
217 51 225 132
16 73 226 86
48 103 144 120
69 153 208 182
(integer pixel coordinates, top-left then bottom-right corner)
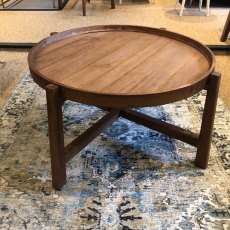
195 72 221 169
57 0 61 9
46 84 67 190
82 0 86 16
180 0 186 16
111 0 115 9
220 11 230 42
199 0 202 11
206 0 210 16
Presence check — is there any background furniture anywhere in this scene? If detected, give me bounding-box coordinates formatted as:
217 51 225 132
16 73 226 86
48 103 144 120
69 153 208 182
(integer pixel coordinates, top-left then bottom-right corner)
82 0 115 16
175 0 210 16
220 11 230 42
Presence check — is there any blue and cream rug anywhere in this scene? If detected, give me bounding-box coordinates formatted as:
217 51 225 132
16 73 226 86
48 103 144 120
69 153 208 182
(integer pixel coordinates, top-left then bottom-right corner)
0 73 229 229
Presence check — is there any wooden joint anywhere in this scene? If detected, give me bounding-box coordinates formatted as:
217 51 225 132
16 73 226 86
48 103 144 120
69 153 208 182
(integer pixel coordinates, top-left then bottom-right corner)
45 84 66 104
204 72 221 91
46 83 59 90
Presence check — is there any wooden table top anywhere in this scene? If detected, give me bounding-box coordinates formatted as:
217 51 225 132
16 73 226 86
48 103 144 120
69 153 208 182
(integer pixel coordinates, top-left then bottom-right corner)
28 25 215 108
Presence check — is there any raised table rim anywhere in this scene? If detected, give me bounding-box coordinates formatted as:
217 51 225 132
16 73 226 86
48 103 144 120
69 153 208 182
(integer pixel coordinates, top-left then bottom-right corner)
28 25 216 108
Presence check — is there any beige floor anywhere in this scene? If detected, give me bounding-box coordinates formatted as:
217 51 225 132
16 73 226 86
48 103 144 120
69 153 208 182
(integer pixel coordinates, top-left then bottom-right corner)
0 0 229 108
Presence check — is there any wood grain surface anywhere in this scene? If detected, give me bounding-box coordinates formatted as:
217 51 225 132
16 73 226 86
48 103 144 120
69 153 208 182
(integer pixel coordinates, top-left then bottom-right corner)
28 25 215 108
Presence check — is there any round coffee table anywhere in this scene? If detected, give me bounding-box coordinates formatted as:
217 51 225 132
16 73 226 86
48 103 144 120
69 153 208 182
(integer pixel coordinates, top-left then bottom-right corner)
28 25 221 190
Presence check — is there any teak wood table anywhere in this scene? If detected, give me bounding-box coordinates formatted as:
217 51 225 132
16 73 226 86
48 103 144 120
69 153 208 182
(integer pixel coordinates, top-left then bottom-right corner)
28 25 221 190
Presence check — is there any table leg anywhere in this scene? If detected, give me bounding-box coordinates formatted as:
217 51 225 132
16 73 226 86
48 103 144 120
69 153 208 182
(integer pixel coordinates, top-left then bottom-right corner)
195 72 221 169
46 84 67 190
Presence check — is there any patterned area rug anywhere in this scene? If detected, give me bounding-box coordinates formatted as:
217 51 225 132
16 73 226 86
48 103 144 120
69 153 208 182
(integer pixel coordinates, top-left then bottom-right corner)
0 73 230 229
